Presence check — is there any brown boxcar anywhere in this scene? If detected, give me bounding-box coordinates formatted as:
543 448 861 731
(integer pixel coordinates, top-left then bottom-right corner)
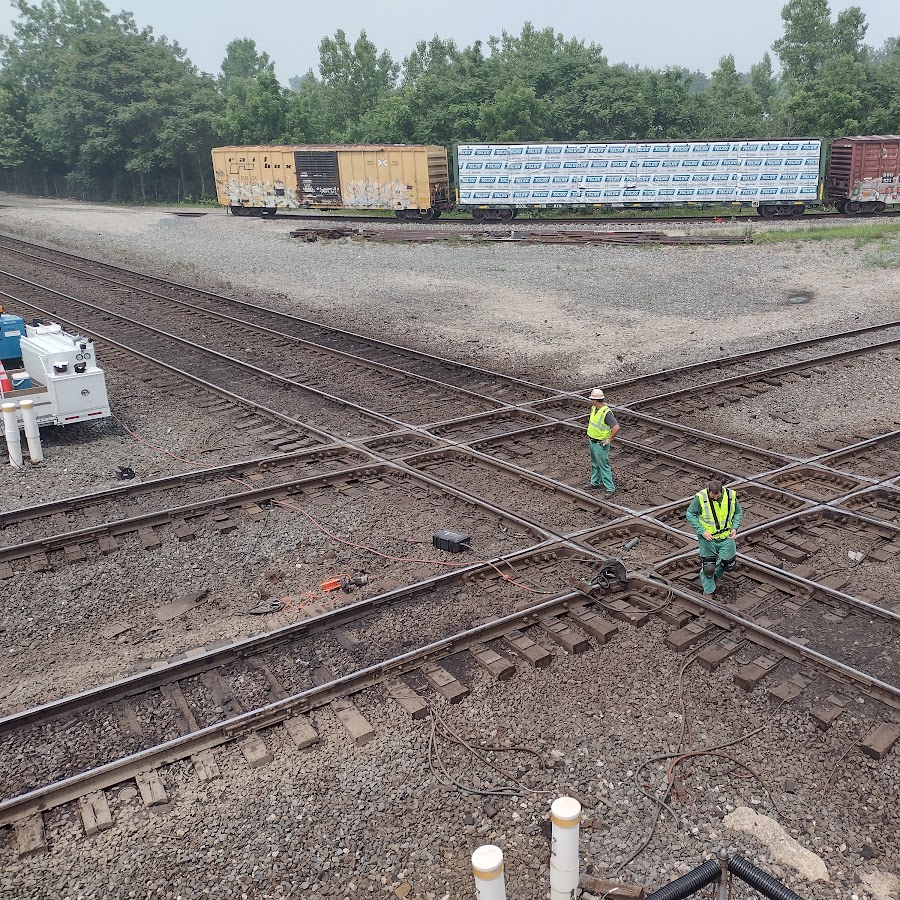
826 135 900 214
212 144 453 219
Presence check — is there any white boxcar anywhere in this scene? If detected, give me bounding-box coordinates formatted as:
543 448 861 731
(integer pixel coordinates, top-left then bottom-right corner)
455 139 824 219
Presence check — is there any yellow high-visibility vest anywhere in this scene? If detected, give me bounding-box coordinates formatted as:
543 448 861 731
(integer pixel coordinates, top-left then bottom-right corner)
696 488 736 538
587 404 612 441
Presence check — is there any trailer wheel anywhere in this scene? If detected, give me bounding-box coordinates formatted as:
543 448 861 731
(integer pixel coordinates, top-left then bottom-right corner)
497 208 515 222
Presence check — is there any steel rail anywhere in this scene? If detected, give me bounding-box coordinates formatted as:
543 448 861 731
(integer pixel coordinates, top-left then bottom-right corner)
0 458 556 566
624 573 900 708
0 585 589 825
607 408 799 465
650 544 900 627
0 274 426 435
0 540 565 736
0 232 558 399
0 290 338 444
2 232 898 419
259 210 898 225
4 564 899 825
598 321 900 397
0 244 527 411
0 446 362 528
626 338 900 408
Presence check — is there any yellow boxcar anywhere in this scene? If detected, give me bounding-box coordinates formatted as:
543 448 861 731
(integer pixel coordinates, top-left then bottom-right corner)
211 144 452 219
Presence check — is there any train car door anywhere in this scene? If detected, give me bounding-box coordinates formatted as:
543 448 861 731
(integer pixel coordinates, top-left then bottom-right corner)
295 150 341 205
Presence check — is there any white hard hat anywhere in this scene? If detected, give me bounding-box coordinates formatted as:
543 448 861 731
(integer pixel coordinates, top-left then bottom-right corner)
589 388 605 400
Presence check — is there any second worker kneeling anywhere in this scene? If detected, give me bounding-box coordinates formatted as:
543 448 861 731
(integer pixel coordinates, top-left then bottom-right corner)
685 479 742 595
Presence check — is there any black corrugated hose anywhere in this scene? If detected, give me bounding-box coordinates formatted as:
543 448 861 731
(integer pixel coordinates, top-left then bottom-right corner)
729 854 806 900
644 860 721 900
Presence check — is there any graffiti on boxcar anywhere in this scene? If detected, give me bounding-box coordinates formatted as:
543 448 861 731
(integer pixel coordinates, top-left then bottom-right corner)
343 178 413 209
224 177 300 207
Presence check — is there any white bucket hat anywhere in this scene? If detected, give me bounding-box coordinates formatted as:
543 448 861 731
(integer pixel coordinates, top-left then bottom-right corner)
589 388 605 400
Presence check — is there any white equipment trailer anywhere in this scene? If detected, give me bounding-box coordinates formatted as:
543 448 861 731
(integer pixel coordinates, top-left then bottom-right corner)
455 138 824 219
1 322 110 426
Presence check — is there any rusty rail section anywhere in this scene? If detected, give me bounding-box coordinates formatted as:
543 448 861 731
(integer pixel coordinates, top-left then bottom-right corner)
289 227 752 245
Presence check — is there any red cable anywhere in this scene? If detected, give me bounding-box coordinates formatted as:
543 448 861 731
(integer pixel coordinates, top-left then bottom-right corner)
111 413 206 466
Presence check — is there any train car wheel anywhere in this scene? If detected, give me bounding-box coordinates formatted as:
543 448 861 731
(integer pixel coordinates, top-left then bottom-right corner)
844 201 861 215
394 210 407 219
835 200 847 214
471 209 486 222
790 205 806 217
431 210 442 220
230 205 247 216
418 208 436 221
262 208 278 217
497 208 514 222
758 205 777 218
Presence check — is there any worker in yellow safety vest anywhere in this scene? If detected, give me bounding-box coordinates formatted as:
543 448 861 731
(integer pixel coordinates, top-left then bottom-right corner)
685 478 743 594
586 388 621 495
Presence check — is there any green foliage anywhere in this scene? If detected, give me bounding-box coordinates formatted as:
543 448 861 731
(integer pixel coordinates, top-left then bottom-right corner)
699 55 764 137
754 222 900 243
0 2 898 202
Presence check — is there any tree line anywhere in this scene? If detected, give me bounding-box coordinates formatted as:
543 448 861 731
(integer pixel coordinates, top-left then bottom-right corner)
0 0 897 202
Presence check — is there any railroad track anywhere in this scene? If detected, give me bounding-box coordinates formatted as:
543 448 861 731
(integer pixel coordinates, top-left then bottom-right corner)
0 445 368 543
2 536 897 847
0 235 556 404
612 336 900 410
2 233 900 415
0 236 898 863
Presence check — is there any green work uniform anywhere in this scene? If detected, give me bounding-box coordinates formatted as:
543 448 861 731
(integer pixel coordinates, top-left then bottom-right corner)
686 489 742 595
586 404 617 491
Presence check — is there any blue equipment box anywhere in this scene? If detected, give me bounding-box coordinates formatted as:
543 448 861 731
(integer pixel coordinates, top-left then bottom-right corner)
0 314 25 362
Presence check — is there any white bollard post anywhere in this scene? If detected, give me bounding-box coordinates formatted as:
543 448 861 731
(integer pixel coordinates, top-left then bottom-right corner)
18 399 43 464
472 845 507 900
2 401 23 467
550 796 581 900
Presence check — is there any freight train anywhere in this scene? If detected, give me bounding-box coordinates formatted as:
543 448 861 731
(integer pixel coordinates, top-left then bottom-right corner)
212 135 900 221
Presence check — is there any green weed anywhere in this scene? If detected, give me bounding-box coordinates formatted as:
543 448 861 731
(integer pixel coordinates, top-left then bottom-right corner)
868 239 900 268
754 221 900 245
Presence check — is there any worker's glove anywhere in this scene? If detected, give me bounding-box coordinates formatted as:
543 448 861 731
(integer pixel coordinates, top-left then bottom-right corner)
600 439 611 447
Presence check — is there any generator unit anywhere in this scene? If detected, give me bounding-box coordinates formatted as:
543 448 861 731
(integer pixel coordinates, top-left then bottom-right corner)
0 322 110 426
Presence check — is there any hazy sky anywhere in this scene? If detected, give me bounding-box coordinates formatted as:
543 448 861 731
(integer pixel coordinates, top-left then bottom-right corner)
0 0 896 81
